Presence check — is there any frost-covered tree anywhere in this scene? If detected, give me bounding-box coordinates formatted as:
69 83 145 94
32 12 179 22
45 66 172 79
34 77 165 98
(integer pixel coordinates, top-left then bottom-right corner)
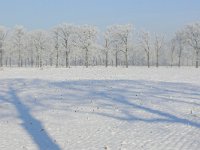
101 28 120 67
0 26 8 67
52 27 60 67
175 30 185 67
139 31 152 68
183 22 200 68
1 22 200 68
26 34 36 67
75 25 98 68
12 25 26 67
105 24 133 68
57 24 75 68
154 34 164 67
102 32 111 67
112 40 123 67
30 30 48 68
169 38 176 67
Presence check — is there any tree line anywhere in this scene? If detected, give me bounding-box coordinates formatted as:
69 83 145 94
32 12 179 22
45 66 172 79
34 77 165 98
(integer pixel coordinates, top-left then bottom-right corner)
0 22 199 68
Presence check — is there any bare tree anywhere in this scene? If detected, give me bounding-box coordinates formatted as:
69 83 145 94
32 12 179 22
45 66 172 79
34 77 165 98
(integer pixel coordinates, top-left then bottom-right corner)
113 41 121 67
154 33 164 67
101 30 113 67
57 24 74 68
105 24 133 68
139 31 151 68
0 26 7 67
26 36 35 67
184 22 200 68
170 39 176 67
175 31 185 67
104 37 110 67
75 25 97 68
30 30 48 68
52 27 60 67
1 22 200 68
12 25 26 67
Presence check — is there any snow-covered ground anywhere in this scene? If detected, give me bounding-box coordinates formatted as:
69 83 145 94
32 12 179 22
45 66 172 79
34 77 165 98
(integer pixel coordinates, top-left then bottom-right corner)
0 67 200 150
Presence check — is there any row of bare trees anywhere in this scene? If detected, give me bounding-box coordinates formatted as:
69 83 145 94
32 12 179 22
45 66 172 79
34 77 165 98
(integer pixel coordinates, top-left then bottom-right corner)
137 22 200 68
0 22 199 68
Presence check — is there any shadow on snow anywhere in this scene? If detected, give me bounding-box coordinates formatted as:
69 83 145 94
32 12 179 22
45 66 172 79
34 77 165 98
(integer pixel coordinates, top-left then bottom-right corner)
2 85 61 150
0 78 200 149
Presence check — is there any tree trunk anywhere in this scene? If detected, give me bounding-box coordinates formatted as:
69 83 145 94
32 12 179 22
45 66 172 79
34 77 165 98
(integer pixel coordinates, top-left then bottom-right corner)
105 52 108 67
178 56 181 67
125 48 128 68
171 57 173 67
178 47 182 67
74 56 77 66
170 52 174 67
156 49 159 67
98 56 101 66
27 58 29 66
36 55 40 67
18 49 21 67
39 56 42 68
0 49 3 67
196 61 198 68
56 49 59 68
147 52 150 68
9 57 11 67
50 58 53 66
115 51 118 67
25 59 26 67
31 57 34 67
5 57 8 67
65 51 69 68
21 59 23 67
196 51 199 68
85 48 89 68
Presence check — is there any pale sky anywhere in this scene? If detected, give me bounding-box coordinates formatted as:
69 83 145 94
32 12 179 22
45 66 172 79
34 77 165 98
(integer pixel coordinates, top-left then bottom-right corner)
1 0 200 35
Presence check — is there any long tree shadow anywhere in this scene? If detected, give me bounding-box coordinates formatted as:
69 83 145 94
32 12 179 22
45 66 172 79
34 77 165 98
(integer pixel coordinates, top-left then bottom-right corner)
94 92 200 128
86 80 200 128
48 79 200 128
44 79 200 129
2 78 200 132
8 87 61 150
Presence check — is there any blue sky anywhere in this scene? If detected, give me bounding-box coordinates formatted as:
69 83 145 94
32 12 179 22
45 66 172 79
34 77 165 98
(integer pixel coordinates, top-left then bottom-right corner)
0 0 200 35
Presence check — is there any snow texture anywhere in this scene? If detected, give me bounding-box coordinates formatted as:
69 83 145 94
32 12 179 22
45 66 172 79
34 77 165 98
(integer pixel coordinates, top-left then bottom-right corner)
0 67 200 150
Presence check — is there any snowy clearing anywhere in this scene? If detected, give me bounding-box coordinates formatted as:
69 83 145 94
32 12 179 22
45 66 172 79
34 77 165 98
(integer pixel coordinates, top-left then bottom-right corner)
0 67 200 150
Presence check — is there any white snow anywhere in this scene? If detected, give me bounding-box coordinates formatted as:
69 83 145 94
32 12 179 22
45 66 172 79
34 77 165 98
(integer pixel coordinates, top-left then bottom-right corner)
0 67 200 150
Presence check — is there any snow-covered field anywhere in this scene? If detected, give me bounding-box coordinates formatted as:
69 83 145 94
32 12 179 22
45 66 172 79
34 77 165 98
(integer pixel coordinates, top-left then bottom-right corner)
0 67 200 150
